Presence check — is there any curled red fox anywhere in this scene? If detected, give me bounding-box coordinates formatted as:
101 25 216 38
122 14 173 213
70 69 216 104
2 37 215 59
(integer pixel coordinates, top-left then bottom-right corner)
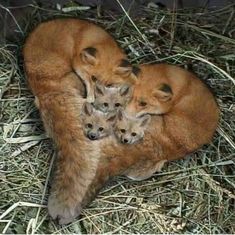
81 63 220 217
23 18 137 224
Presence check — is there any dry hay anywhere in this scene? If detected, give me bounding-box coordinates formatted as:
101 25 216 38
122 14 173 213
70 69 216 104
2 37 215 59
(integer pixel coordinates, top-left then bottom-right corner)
0 2 234 234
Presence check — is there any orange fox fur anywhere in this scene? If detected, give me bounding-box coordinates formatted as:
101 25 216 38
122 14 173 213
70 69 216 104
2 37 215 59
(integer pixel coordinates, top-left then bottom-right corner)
23 18 137 224
23 18 137 98
82 63 220 211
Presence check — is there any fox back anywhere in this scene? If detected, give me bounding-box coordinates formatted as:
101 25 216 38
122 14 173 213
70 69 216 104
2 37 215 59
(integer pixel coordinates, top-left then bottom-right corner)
81 64 220 210
23 18 138 97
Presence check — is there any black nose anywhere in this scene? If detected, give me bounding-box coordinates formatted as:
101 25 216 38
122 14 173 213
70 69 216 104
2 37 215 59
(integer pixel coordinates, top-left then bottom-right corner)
123 138 128 144
88 133 97 140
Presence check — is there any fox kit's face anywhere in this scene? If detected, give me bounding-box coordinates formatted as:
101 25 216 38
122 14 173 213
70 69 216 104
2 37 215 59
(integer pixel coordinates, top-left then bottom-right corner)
78 47 139 85
126 65 174 117
114 109 151 145
93 82 133 113
81 102 116 141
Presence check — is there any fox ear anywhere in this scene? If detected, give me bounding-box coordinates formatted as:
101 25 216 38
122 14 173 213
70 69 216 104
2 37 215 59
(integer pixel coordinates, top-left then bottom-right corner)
117 108 124 121
131 66 141 80
115 59 133 77
80 47 97 66
153 84 173 102
95 82 105 96
82 102 93 116
106 112 117 123
139 114 151 127
119 84 132 98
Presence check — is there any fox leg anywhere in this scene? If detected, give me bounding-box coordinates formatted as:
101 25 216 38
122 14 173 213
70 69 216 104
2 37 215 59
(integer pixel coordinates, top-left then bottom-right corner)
73 69 95 103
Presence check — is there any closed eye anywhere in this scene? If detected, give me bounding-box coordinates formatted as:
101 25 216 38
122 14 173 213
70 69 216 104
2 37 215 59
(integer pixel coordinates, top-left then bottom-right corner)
91 75 97 82
139 101 147 107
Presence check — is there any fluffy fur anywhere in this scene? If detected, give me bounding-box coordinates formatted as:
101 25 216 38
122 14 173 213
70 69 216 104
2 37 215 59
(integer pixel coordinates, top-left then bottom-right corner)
23 18 137 224
81 63 220 212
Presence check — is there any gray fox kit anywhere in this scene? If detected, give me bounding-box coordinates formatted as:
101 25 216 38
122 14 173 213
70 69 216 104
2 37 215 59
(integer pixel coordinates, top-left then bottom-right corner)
81 102 116 140
114 109 151 144
93 82 133 113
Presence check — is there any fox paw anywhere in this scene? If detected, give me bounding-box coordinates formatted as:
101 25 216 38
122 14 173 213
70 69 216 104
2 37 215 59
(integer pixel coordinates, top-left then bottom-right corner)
48 194 81 225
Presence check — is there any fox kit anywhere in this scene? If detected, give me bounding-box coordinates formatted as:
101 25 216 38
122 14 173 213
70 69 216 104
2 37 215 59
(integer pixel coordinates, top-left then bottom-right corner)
80 63 220 212
80 102 116 140
23 18 138 98
114 109 151 144
93 82 133 112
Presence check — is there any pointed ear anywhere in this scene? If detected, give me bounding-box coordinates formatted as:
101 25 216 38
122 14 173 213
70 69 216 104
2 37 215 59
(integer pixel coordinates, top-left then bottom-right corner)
153 84 173 102
82 102 93 116
130 66 141 80
119 84 132 98
106 112 117 123
117 108 124 121
95 82 105 97
139 114 151 127
80 47 97 66
115 59 133 77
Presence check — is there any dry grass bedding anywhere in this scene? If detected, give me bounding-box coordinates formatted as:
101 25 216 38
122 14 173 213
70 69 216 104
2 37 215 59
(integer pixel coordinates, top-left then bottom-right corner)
0 2 234 234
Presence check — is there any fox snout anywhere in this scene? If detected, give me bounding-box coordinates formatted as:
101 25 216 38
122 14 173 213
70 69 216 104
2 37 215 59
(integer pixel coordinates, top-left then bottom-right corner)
87 132 98 140
121 136 130 144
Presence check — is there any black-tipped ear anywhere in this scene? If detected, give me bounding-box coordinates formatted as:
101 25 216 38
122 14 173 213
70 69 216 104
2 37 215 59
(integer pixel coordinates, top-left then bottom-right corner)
119 59 131 67
139 114 151 127
80 47 97 65
153 83 173 102
132 66 141 77
160 84 172 94
119 84 132 97
106 112 117 123
95 82 105 96
82 102 93 116
115 59 133 77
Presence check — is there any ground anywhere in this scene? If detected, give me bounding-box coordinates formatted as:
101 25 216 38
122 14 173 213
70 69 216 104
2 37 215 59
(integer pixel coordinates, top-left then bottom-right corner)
0 2 235 234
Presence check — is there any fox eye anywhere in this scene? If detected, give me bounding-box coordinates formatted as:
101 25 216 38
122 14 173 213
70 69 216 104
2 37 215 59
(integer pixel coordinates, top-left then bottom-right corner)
103 102 109 107
86 123 93 128
115 103 121 107
139 101 147 107
120 129 126 133
91 75 97 82
131 132 137 136
98 127 104 132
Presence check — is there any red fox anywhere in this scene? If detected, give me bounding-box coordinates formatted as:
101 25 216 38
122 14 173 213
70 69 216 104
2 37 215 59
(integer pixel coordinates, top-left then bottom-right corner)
81 63 220 217
23 18 138 98
23 18 138 224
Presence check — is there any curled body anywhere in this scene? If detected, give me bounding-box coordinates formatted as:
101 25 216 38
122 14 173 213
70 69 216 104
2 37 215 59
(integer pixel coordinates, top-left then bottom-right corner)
23 18 138 100
82 63 220 211
23 18 138 224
